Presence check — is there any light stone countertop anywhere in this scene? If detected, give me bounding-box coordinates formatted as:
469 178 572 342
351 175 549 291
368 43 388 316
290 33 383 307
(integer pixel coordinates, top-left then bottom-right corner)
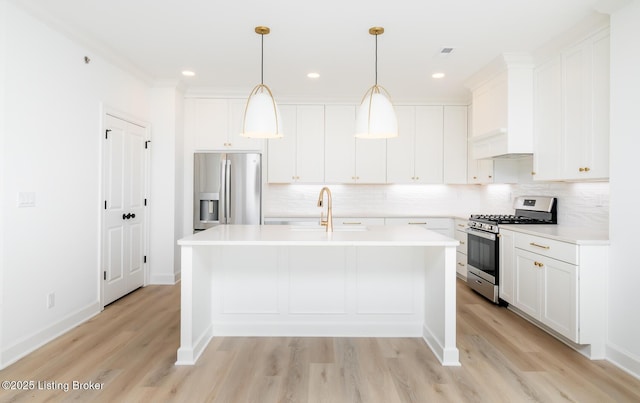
499 224 609 245
179 224 459 247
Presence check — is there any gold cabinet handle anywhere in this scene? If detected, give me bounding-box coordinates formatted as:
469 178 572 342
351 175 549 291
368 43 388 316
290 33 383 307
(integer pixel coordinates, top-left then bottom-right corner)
460 241 465 245
457 224 465 228
530 242 550 250
531 171 536 175
458 262 465 266
342 222 362 225
534 261 545 267
409 222 427 225
579 167 591 172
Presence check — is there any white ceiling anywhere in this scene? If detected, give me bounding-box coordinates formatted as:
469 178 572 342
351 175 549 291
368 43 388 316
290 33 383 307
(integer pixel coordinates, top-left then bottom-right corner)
13 0 609 103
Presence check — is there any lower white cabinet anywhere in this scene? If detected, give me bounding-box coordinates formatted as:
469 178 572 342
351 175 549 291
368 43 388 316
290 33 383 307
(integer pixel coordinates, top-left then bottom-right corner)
385 217 453 238
514 248 577 341
332 217 385 226
500 229 608 357
454 218 468 279
498 229 516 303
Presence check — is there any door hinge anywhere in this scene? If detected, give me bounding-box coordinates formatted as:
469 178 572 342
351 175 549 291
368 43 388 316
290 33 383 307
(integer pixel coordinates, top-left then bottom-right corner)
103 271 106 280
144 198 147 206
105 129 111 139
145 140 151 149
144 256 147 263
104 200 107 210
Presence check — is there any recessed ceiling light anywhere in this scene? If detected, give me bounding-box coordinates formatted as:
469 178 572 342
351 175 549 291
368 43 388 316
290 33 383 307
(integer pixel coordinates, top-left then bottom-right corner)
182 70 195 77
307 72 320 79
432 72 445 79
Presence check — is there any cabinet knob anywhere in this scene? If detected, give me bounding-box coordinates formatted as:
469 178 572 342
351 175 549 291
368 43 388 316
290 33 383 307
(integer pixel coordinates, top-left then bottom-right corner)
534 261 544 268
579 167 584 172
488 175 492 178
473 176 477 179
531 171 536 175
579 167 590 172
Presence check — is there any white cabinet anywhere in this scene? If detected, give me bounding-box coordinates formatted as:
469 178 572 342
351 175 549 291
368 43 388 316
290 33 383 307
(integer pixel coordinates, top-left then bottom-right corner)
454 218 468 279
387 106 443 184
514 248 578 341
443 106 468 184
467 158 495 184
325 105 386 184
468 54 534 159
533 29 610 181
388 105 468 184
499 229 516 303
267 105 324 183
385 217 453 238
187 98 264 151
500 229 608 357
332 217 385 226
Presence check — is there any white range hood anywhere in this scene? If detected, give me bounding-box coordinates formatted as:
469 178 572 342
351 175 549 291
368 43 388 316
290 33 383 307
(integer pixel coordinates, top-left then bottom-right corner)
466 53 534 159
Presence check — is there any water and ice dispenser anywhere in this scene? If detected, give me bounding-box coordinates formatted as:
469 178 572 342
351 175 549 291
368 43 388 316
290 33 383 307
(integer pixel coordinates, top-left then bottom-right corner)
198 193 219 223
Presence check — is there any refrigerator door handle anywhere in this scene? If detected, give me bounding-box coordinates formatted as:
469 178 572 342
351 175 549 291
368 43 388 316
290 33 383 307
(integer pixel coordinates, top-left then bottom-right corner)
225 159 231 223
219 158 227 224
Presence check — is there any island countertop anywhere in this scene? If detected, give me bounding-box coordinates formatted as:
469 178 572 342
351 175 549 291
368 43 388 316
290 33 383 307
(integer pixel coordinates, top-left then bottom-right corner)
178 224 460 247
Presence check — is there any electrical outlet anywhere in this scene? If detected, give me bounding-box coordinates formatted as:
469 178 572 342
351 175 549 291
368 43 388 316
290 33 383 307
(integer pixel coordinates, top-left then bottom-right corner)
47 292 55 309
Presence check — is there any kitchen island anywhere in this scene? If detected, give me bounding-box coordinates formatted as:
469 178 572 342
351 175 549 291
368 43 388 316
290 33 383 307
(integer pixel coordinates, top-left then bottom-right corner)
176 225 460 366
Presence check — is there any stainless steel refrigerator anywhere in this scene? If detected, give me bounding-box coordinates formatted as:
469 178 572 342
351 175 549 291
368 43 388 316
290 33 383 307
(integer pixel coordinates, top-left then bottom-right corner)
193 152 262 231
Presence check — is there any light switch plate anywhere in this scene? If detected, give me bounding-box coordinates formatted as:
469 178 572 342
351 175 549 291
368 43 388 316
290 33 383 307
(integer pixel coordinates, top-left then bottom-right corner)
17 192 36 207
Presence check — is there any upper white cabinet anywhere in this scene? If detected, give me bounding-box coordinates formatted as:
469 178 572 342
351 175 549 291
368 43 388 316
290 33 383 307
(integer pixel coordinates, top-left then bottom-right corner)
387 105 467 184
468 54 534 159
533 28 610 181
443 106 468 184
268 105 325 183
187 98 264 151
387 106 443 184
324 105 386 184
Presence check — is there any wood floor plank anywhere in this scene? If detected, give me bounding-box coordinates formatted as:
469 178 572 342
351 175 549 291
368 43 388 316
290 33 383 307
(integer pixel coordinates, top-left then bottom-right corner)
1 279 639 402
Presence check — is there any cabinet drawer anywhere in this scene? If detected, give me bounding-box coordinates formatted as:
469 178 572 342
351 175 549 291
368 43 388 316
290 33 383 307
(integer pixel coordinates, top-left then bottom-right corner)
456 251 467 278
515 233 577 265
333 217 385 226
385 217 452 229
454 229 468 254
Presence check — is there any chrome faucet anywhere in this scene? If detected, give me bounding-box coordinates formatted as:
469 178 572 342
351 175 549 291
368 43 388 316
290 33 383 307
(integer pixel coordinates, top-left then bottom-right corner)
317 186 333 232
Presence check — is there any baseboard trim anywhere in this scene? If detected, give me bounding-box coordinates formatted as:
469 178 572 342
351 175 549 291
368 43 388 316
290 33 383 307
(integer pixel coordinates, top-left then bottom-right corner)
1 302 101 370
149 272 180 285
607 343 640 380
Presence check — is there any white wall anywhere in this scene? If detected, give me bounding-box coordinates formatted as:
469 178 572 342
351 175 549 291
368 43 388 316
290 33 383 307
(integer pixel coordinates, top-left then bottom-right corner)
148 85 184 284
0 2 150 368
607 0 640 378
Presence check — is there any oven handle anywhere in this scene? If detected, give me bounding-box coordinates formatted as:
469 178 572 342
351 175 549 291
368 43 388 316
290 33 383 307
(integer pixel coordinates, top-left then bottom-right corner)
466 228 497 241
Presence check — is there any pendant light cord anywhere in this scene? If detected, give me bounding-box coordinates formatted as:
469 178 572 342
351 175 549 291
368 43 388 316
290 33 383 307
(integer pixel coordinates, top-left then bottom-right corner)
261 33 264 85
375 33 378 86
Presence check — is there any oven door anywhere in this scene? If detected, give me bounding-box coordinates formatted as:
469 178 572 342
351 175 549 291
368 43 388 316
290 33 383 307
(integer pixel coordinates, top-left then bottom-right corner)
466 227 498 284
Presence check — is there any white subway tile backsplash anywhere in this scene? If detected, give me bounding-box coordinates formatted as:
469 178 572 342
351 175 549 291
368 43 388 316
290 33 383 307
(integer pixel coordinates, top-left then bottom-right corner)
264 182 609 229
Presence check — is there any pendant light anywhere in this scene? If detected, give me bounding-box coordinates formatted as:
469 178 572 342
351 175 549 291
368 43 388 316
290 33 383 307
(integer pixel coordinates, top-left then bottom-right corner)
241 26 283 139
355 27 398 139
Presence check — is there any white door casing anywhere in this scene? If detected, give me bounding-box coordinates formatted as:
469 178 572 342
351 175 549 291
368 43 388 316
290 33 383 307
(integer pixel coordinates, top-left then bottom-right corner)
102 114 148 305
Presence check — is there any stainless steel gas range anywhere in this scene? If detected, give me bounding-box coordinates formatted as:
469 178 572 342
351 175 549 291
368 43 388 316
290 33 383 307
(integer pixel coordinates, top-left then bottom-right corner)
466 196 557 304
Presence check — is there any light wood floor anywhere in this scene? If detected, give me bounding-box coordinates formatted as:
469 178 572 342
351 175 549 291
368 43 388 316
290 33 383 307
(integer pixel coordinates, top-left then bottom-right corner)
1 280 639 402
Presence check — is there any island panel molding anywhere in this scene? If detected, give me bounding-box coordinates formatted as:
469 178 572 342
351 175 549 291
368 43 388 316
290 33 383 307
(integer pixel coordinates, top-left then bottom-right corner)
176 225 460 367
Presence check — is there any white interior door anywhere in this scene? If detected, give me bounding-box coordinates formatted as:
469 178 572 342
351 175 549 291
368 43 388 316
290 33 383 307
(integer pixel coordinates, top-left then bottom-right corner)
102 114 147 305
